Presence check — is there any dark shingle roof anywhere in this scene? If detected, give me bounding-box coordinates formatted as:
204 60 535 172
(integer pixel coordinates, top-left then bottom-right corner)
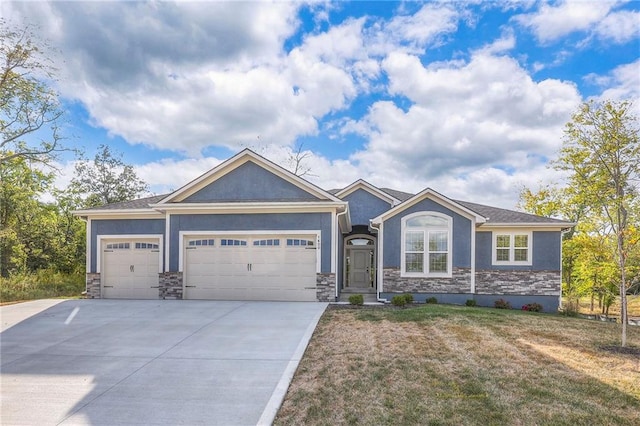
454 200 572 225
83 185 573 226
83 194 168 210
330 186 571 225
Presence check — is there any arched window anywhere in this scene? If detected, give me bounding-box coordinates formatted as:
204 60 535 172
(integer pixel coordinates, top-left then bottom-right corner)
401 212 452 277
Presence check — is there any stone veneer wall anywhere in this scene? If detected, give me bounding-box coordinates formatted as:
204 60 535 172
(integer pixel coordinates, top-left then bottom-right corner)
159 272 183 299
383 268 472 293
475 270 561 295
86 273 101 299
316 273 336 302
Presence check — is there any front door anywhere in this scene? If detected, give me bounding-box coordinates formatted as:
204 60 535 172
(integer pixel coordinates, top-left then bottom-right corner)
349 247 373 289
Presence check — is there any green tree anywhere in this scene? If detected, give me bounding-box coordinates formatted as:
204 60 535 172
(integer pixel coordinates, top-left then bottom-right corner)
1 20 65 165
557 100 639 347
70 145 149 208
0 155 54 276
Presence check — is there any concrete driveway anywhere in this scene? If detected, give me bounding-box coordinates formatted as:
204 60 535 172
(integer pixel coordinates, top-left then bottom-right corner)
0 299 327 425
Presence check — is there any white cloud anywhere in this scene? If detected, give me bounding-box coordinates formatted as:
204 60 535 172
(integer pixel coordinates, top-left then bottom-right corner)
341 47 581 206
594 9 640 43
595 60 640 117
515 0 616 43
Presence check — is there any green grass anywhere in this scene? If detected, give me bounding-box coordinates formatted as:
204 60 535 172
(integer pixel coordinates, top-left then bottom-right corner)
275 304 640 426
0 270 85 303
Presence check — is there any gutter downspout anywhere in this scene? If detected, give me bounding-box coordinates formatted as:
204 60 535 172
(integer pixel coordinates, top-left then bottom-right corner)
369 221 384 303
335 206 349 302
559 226 573 311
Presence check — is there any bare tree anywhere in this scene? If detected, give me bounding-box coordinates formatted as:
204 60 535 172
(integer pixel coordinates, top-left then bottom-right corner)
287 142 317 178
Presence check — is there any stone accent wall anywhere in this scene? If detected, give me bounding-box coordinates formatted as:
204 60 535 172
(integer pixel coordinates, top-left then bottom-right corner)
383 267 471 294
475 270 560 296
159 272 183 300
316 273 336 302
85 273 101 299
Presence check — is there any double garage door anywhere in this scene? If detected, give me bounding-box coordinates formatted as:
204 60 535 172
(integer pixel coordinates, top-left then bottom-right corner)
184 234 318 301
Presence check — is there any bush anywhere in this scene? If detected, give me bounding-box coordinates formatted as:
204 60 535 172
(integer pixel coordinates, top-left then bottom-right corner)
494 298 512 309
391 295 406 307
348 294 364 306
560 299 580 316
426 297 438 304
522 303 543 312
403 294 414 304
465 299 477 307
0 270 85 303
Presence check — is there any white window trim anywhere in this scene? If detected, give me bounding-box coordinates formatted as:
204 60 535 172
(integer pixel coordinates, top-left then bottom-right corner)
492 231 532 266
401 212 452 278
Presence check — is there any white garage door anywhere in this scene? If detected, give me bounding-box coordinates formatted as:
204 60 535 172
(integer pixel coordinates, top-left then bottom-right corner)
102 239 160 299
184 234 318 301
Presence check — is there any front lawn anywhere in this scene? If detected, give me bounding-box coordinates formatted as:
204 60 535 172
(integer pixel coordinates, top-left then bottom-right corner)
275 304 640 426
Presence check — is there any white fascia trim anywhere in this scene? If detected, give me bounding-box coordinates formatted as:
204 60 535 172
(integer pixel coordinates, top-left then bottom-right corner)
178 230 322 273
96 234 163 274
335 179 400 206
151 202 347 214
73 210 162 219
371 188 486 224
158 149 343 204
479 223 575 229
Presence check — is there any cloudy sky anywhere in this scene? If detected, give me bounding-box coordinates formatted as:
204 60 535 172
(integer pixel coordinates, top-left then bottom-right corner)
3 0 639 209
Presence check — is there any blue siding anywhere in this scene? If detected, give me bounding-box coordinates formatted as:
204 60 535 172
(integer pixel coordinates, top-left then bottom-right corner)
475 231 561 270
382 199 472 268
343 189 392 226
183 161 321 202
91 219 165 272
170 213 332 272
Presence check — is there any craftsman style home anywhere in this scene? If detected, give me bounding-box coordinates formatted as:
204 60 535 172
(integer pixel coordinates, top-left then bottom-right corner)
75 149 573 311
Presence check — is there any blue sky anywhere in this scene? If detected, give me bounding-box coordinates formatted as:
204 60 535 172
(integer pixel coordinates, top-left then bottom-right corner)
3 0 639 208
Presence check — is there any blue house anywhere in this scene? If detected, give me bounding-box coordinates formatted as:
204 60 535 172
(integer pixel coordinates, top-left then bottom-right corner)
75 149 573 311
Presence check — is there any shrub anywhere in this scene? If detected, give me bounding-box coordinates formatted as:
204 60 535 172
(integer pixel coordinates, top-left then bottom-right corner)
391 295 406 307
494 298 512 309
403 294 414 304
348 294 364 306
522 303 543 312
465 299 477 307
426 297 438 304
560 299 580 316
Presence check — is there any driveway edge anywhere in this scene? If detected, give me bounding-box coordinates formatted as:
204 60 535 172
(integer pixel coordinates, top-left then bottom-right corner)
256 303 327 426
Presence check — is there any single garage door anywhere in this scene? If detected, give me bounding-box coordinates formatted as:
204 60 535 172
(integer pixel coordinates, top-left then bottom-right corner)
184 234 317 301
102 239 161 299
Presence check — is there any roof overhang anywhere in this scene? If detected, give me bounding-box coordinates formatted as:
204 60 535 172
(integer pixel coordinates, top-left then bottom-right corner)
157 149 343 204
335 179 401 206
150 201 349 214
478 223 576 231
371 187 487 224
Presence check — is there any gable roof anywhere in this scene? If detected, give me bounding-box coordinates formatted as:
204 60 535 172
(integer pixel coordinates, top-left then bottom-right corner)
157 149 343 204
334 179 401 206
371 187 487 224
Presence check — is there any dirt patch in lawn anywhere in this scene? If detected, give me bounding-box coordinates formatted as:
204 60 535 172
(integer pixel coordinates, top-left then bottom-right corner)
275 304 640 426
